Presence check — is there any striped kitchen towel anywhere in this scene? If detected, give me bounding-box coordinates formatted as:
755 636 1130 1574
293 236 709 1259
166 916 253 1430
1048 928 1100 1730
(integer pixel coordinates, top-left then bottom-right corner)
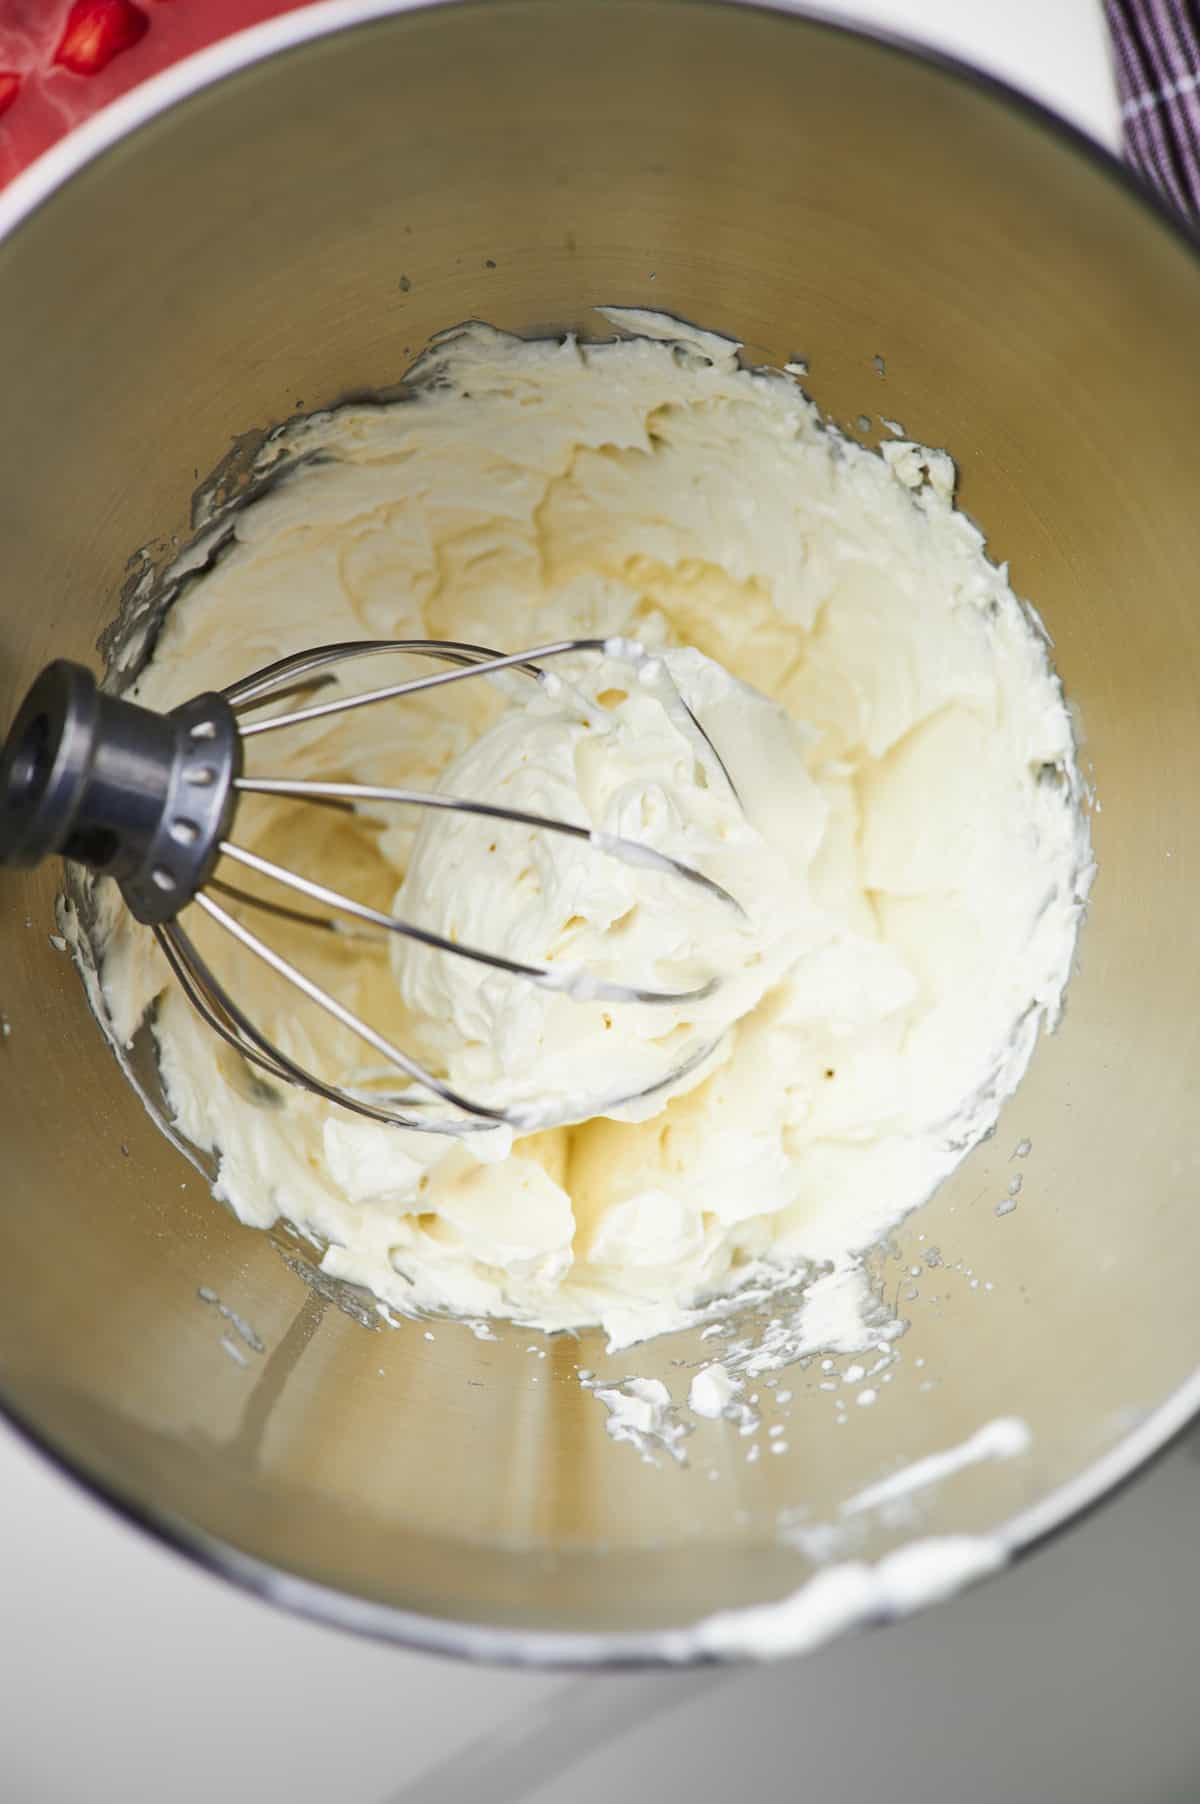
1105 0 1200 214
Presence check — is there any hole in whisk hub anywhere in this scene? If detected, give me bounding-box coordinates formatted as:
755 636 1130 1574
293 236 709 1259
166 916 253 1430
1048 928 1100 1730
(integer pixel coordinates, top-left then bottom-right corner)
6 710 51 811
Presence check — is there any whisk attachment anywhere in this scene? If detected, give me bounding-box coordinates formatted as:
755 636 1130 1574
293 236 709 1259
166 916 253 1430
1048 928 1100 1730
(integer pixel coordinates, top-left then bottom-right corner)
0 638 744 1132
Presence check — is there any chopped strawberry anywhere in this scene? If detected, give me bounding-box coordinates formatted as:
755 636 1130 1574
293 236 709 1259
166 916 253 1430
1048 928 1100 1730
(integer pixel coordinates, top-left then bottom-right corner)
0 72 21 119
54 1 150 77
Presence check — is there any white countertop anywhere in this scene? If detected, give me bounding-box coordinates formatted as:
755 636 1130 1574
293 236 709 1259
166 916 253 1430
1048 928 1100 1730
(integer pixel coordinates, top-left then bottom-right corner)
2 7 1143 1802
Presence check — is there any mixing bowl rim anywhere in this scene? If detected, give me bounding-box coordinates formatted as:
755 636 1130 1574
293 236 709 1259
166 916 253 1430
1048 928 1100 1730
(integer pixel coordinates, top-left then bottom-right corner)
2 0 1199 1668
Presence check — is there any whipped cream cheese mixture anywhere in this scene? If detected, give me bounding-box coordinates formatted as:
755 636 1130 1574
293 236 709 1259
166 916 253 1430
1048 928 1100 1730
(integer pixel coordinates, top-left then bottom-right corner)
97 310 1092 1348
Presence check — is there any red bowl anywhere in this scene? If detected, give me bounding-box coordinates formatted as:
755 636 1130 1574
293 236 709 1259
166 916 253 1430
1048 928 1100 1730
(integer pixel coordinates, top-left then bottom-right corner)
0 0 311 186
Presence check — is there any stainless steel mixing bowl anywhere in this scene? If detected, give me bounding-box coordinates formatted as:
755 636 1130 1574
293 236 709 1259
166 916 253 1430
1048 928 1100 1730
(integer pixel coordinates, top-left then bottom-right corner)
3 0 1200 1666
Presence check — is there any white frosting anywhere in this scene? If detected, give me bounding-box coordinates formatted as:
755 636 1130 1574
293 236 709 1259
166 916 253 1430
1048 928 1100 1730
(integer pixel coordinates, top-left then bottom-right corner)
841 1416 1031 1519
674 1536 1007 1662
591 1377 690 1465
688 1362 739 1419
97 312 1091 1348
392 643 812 1126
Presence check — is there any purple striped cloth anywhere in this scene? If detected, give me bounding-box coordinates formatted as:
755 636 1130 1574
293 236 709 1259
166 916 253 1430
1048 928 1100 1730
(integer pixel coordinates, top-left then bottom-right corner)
1105 0 1200 215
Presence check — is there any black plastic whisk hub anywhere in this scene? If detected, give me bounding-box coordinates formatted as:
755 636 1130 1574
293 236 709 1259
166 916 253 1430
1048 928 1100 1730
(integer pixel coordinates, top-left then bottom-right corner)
0 661 241 925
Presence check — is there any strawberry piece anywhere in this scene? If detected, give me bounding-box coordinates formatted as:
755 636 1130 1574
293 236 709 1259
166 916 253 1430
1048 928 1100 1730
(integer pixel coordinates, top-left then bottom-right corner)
0 72 21 118
54 1 150 77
